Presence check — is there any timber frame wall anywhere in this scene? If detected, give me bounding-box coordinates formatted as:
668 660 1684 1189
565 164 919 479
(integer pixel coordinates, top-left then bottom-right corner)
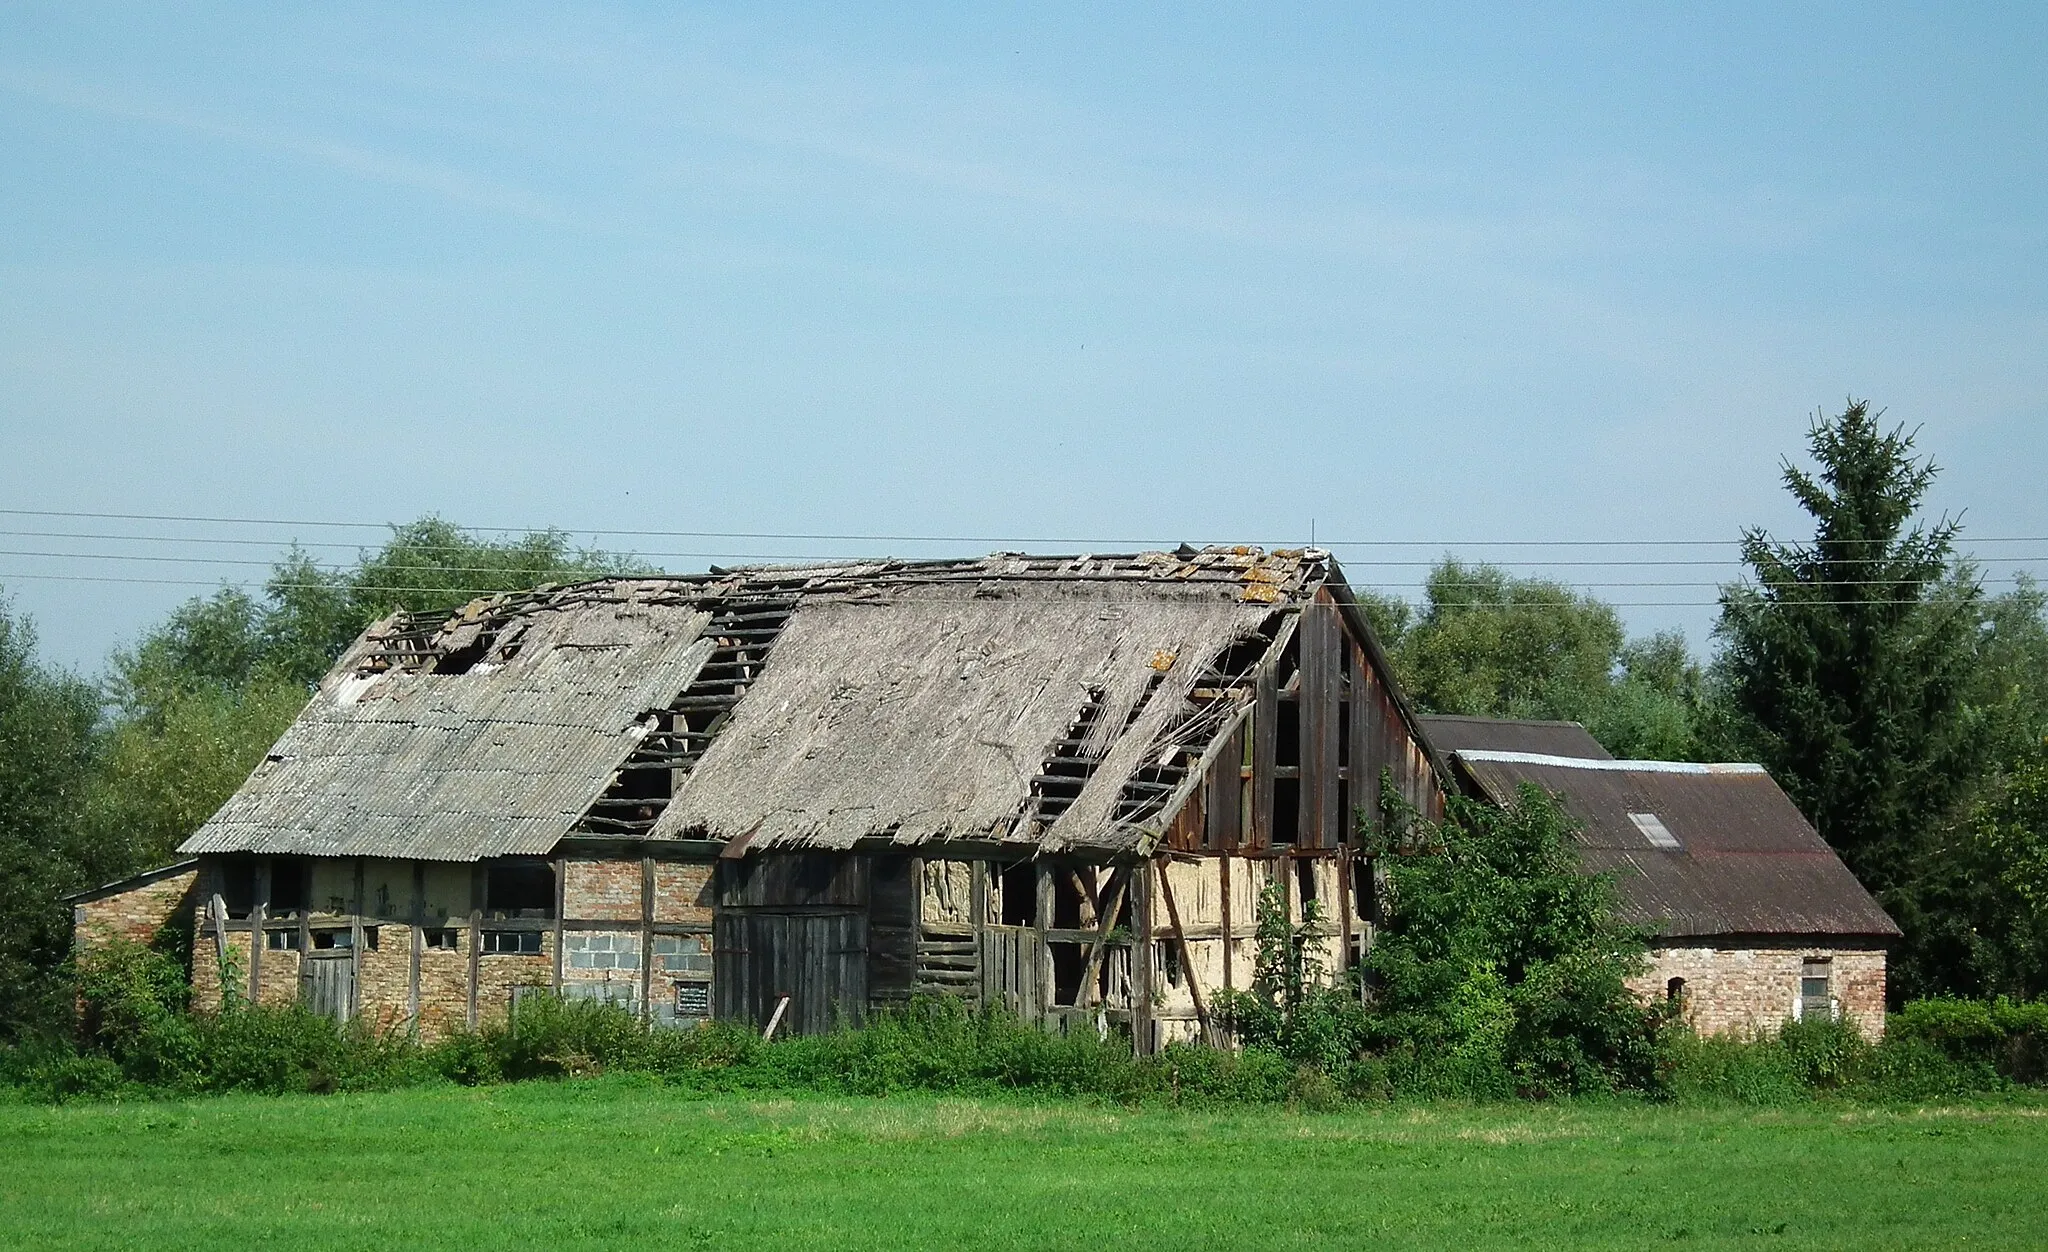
176 593 1442 1050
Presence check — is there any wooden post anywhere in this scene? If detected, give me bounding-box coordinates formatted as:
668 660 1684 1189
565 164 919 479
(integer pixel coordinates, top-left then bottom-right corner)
349 858 366 1021
1078 869 1128 1010
1033 861 1053 1024
1252 668 1277 848
1156 861 1213 1046
466 864 484 1030
249 859 269 1004
1219 850 1233 998
552 857 567 995
1305 597 1342 849
1132 861 1154 1055
1337 851 1354 974
970 860 989 1011
640 856 656 1022
408 862 425 1031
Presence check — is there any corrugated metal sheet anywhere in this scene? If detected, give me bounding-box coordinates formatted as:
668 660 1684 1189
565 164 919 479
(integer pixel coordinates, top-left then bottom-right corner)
180 602 713 861
1419 714 1613 761
1453 751 1899 940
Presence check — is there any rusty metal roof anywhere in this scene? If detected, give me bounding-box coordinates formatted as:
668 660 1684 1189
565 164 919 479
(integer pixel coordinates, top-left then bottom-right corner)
1419 715 1612 760
1452 750 1900 941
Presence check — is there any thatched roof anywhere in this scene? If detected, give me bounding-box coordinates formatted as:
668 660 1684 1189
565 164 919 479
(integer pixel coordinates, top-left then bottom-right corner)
181 548 1328 861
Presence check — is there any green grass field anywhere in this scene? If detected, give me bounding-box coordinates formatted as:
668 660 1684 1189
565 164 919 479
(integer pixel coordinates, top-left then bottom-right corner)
3 1081 2044 1250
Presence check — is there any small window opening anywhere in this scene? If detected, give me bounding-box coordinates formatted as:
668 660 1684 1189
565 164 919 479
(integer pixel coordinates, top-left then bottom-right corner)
265 930 299 951
999 862 1038 927
1275 701 1301 767
482 929 542 955
1629 812 1681 851
1355 857 1378 923
1337 702 1351 764
424 929 461 951
268 858 310 913
219 859 256 918
1049 942 1085 1006
1272 778 1301 844
1666 976 1688 1004
1159 941 1182 988
311 928 378 951
1800 957 1832 1019
1295 858 1318 911
486 862 555 918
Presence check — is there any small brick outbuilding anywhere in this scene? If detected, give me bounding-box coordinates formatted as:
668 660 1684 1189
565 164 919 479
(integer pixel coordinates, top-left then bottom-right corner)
1431 718 1900 1040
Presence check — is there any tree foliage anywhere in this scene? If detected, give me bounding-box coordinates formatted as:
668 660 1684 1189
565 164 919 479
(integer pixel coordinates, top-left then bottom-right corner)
1372 559 1707 759
0 520 642 1038
0 600 104 1039
1714 402 1984 898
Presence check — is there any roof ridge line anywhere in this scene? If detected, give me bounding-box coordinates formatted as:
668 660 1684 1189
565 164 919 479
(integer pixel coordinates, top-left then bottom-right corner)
1455 750 1767 775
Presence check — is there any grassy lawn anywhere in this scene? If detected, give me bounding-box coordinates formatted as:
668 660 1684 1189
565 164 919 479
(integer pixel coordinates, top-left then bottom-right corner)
2 1081 2044 1250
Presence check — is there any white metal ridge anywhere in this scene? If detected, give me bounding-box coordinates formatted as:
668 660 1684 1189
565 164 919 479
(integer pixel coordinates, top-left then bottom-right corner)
1453 750 1768 776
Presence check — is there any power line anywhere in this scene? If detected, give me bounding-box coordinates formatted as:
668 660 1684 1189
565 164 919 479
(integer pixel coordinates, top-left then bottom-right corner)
0 569 2024 610
1 527 2043 568
0 547 2035 592
2 507 2042 548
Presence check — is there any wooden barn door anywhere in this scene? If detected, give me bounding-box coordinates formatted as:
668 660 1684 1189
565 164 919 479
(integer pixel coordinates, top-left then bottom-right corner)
714 911 869 1035
301 954 354 1023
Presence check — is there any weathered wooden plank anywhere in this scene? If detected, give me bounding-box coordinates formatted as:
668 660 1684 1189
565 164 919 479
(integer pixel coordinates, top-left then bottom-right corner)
1303 596 1342 849
1206 724 1244 850
1132 862 1154 1054
1251 667 1277 849
1219 850 1234 997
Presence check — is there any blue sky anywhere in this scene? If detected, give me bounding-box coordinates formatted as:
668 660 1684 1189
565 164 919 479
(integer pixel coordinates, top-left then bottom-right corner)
2 4 2043 671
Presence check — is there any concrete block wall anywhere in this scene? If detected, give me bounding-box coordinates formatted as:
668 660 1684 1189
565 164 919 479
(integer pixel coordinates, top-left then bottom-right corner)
1629 945 1888 1041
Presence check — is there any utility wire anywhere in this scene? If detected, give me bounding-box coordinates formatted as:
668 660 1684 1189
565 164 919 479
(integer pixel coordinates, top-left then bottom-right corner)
0 527 2042 569
2 507 2041 548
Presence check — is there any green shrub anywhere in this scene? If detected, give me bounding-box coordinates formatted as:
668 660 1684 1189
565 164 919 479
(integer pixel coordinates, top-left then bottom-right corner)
1890 997 2048 1083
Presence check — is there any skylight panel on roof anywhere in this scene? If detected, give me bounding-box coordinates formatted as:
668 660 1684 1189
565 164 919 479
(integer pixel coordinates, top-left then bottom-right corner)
1629 812 1682 850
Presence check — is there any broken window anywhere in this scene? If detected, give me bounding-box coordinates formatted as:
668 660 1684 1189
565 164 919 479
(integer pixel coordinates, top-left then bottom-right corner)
1049 942 1085 1006
486 862 555 918
265 930 299 951
1295 857 1318 911
269 858 310 914
1159 941 1183 988
311 929 377 951
1666 976 1688 1005
219 859 256 918
998 861 1037 927
1799 957 1833 1020
1272 777 1301 844
424 929 461 951
482 930 542 955
674 980 711 1018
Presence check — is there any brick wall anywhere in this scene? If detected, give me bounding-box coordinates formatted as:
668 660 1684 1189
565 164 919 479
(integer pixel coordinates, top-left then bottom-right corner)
73 870 197 950
565 859 642 920
1628 945 1888 1041
652 863 713 924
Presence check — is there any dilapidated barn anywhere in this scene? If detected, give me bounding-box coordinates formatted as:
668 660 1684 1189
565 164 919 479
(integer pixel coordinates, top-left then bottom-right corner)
1433 718 1900 1039
76 547 1444 1049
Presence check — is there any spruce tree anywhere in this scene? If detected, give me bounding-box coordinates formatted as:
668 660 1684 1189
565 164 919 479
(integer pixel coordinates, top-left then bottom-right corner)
1715 402 1983 909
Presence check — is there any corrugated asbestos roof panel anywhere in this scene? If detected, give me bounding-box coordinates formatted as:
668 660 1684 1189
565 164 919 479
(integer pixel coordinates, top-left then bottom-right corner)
179 602 713 861
656 580 1287 855
1419 714 1613 760
1454 751 1900 941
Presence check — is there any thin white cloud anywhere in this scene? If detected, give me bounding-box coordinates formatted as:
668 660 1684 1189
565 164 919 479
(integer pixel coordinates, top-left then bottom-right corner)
0 64 561 223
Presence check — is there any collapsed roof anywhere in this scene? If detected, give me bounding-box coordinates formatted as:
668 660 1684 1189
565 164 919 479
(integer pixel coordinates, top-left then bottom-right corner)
1451 749 1900 942
182 548 1374 862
